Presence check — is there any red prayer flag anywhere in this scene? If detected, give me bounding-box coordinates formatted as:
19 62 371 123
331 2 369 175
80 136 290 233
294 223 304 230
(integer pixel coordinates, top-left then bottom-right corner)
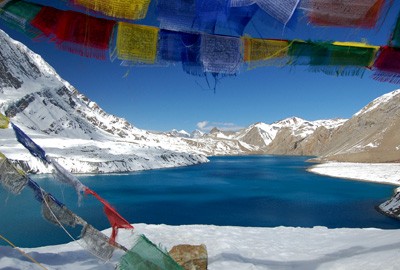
85 188 133 245
374 46 400 73
373 46 400 83
31 6 63 37
31 7 116 59
304 0 386 28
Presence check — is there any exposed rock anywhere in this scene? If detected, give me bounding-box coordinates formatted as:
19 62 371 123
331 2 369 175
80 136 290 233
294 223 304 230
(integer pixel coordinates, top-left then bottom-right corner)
313 90 400 163
169 244 208 270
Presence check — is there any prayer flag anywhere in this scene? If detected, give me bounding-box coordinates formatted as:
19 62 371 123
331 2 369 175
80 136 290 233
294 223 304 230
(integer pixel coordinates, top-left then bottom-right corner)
180 32 204 76
117 234 184 270
55 10 116 59
85 188 133 244
373 46 400 83
0 152 28 194
11 123 49 164
201 34 242 74
300 0 386 28
42 193 83 228
115 22 159 64
31 7 115 59
243 37 289 68
0 0 41 36
80 224 115 261
30 6 63 37
159 30 188 62
72 0 150 20
49 157 86 203
27 177 45 203
289 41 379 76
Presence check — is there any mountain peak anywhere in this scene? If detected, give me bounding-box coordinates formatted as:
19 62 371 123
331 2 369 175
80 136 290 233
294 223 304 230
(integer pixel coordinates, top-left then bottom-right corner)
354 89 400 117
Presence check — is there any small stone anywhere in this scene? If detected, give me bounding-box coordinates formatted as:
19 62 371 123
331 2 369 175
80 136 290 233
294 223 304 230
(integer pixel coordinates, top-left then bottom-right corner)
169 244 208 270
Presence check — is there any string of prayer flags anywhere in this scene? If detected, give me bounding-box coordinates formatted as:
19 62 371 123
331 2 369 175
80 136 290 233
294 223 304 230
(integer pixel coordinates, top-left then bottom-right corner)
373 46 400 83
11 123 49 164
0 0 41 37
300 0 386 28
27 179 117 261
49 157 87 203
201 34 242 74
0 152 125 262
8 123 133 245
27 178 117 261
71 0 150 21
117 234 184 270
0 113 9 129
243 37 289 69
256 0 300 25
0 151 28 194
115 22 159 64
85 188 134 244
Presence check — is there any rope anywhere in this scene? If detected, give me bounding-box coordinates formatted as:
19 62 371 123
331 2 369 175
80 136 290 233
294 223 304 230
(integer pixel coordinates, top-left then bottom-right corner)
0 234 48 270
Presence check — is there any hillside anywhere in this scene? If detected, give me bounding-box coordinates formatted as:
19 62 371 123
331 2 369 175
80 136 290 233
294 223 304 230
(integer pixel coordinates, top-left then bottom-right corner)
0 29 208 173
313 90 400 163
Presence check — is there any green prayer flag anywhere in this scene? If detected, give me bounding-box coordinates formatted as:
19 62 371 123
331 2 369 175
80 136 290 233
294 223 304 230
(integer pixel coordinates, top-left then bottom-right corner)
117 234 183 270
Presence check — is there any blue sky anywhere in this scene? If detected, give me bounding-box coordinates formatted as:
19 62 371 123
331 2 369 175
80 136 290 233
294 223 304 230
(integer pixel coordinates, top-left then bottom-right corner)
1 1 400 132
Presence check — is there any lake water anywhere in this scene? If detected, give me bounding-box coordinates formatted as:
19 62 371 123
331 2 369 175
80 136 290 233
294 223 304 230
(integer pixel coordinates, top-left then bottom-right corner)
1 155 400 247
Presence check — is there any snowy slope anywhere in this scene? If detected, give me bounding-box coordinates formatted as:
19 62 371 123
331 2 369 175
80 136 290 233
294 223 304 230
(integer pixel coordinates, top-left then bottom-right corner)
0 29 208 173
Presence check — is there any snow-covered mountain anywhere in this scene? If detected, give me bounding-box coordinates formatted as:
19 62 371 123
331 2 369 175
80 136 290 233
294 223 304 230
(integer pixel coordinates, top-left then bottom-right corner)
0 29 208 173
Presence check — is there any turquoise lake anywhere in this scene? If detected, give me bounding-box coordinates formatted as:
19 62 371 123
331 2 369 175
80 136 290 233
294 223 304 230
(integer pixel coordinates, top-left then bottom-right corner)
1 155 400 248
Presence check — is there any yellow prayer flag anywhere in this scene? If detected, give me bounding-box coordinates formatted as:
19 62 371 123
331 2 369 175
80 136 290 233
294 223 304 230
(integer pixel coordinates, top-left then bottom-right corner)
116 22 159 64
243 37 289 62
74 0 150 20
0 113 9 129
243 37 289 69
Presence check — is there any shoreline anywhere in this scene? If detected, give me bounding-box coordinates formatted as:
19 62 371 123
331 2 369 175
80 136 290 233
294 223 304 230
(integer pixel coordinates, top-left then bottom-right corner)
307 162 400 187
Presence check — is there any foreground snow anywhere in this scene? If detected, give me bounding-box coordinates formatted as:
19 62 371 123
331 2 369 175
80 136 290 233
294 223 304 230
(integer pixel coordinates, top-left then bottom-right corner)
2 224 400 270
308 162 400 186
